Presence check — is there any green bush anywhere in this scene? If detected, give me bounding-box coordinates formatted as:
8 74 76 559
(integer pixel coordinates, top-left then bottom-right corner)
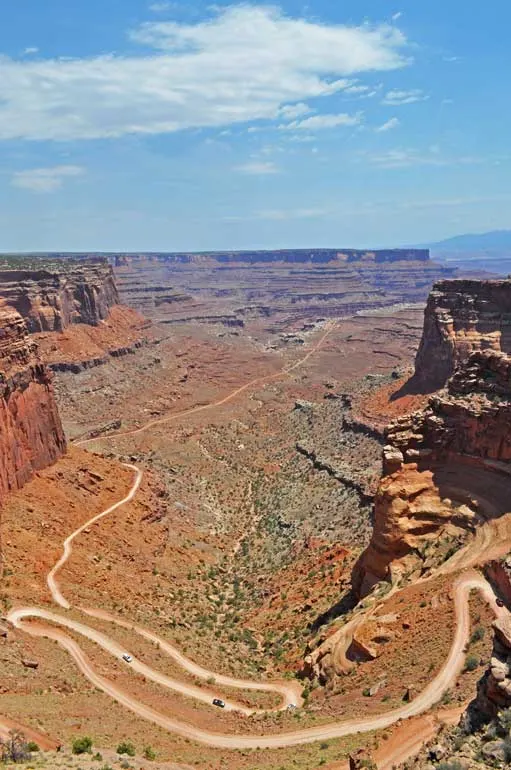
117 740 136 757
26 741 40 752
470 626 485 644
143 745 156 760
464 654 479 672
72 735 93 755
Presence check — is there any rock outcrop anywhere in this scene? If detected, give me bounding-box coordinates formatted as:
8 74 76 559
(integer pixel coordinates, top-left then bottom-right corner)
473 616 511 721
0 260 119 333
0 304 66 506
353 349 511 597
414 278 511 391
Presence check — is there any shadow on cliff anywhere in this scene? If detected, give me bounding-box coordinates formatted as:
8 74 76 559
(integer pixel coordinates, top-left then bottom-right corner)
389 373 438 400
308 588 358 634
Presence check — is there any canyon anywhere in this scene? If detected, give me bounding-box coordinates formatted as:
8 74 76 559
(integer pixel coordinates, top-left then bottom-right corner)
0 262 510 770
112 248 455 327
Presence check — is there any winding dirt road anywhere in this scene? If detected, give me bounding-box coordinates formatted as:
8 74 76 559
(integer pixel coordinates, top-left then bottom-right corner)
3 320 511 753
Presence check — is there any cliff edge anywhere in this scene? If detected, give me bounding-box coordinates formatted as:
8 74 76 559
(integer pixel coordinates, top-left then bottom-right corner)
414 278 511 392
0 303 66 506
0 260 119 333
353 349 511 597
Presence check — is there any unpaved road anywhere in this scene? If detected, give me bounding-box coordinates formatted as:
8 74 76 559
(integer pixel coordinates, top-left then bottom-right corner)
7 573 508 748
3 320 510 754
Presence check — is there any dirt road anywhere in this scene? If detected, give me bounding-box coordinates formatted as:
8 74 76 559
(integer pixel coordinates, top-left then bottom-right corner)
3 320 510 756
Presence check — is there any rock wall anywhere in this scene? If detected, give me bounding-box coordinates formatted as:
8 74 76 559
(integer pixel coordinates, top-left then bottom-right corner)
114 251 455 323
353 349 511 597
0 261 119 333
0 304 67 506
414 278 511 391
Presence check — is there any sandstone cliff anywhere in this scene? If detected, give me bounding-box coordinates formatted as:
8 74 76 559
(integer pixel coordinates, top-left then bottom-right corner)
0 260 119 333
353 349 511 597
0 304 66 505
414 278 511 391
114 250 455 323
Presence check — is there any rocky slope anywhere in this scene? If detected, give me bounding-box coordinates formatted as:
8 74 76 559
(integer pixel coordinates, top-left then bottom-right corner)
0 260 119 333
0 303 66 506
113 250 455 326
414 278 511 391
398 556 511 770
353 349 511 597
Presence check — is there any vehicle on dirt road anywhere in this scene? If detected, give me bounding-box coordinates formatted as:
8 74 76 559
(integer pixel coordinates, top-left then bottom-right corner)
212 698 225 708
122 653 133 663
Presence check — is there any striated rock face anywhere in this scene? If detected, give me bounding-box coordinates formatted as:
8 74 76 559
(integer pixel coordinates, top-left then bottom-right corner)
414 278 511 391
0 261 119 333
0 304 66 505
113 250 455 324
353 349 511 597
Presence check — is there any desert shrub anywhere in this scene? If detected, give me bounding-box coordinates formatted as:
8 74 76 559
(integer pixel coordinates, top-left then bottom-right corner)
72 735 93 754
0 731 31 763
464 654 479 672
143 745 156 760
26 741 40 752
470 626 485 644
117 740 136 757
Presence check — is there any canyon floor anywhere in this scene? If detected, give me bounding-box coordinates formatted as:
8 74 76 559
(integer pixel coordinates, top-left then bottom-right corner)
1 307 507 769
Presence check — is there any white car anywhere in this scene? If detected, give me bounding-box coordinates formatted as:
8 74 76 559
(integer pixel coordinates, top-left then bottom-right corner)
287 703 297 710
122 654 133 663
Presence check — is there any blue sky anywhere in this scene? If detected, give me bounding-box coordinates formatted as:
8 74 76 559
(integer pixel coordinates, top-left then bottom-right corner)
0 0 509 251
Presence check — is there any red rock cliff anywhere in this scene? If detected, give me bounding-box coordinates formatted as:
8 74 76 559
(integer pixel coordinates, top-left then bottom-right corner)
353 349 511 597
0 304 66 506
414 278 511 392
0 260 119 333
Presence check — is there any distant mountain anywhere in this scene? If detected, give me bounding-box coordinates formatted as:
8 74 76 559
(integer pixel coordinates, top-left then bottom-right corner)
419 230 511 276
426 230 511 255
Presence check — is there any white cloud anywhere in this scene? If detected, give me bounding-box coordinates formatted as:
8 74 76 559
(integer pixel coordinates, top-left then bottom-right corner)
344 84 372 94
382 88 427 105
391 12 402 21
149 2 173 11
278 103 312 120
11 165 84 193
234 161 280 175
375 116 400 132
363 148 483 169
23 47 39 56
0 5 410 141
282 112 362 130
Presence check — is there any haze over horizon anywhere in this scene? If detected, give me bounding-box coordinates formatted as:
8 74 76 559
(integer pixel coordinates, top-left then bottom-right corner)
0 0 509 252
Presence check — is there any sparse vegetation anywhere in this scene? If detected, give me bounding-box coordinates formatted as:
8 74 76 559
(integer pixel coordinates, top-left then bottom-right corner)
0 731 31 763
117 740 136 757
72 735 94 755
464 654 479 672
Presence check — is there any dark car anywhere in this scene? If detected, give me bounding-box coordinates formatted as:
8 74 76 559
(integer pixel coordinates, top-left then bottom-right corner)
212 698 225 708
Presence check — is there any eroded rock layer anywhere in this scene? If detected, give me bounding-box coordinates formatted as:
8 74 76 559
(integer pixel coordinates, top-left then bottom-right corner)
414 278 511 391
353 349 511 597
0 304 66 505
113 250 455 325
0 260 119 333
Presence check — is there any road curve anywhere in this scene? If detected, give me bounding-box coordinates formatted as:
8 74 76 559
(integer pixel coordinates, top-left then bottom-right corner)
7 573 508 748
47 463 143 610
5 320 510 751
